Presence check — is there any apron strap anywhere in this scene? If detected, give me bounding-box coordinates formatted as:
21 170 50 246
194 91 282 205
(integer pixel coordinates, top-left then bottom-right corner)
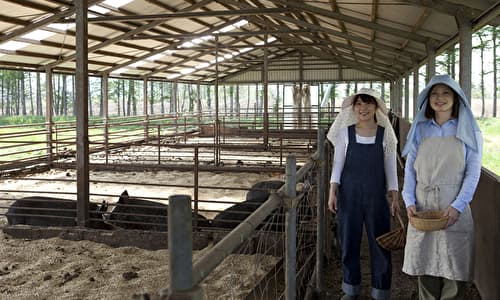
375 126 385 145
347 125 356 144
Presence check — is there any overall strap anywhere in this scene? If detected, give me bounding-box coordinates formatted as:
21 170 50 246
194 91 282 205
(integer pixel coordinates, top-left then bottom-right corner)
375 126 385 145
347 125 356 144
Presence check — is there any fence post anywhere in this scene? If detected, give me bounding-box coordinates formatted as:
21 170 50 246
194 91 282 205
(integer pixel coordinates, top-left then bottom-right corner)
168 194 203 300
285 156 297 300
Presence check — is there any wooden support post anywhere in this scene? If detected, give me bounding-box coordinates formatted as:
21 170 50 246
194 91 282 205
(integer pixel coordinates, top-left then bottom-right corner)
456 13 472 103
75 0 90 227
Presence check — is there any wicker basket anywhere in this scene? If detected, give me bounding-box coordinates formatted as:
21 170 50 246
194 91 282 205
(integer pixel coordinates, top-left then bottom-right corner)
376 214 406 251
409 210 449 232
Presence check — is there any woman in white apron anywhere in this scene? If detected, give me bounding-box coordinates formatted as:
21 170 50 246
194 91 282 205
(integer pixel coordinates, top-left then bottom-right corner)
401 75 483 300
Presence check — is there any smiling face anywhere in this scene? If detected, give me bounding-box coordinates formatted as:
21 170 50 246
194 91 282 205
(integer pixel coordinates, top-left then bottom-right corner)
353 94 377 122
429 84 455 114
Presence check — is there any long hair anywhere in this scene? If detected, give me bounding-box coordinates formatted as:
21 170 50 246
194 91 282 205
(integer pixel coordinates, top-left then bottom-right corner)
424 85 460 119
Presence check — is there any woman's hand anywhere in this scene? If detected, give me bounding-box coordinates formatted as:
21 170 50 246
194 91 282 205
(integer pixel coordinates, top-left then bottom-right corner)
328 183 338 213
389 190 400 216
444 206 460 228
406 205 417 218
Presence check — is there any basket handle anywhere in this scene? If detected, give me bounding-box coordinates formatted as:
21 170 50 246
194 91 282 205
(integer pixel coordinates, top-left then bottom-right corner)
395 213 405 229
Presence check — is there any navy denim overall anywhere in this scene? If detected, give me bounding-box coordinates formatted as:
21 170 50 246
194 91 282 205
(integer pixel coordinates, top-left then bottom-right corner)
337 125 391 299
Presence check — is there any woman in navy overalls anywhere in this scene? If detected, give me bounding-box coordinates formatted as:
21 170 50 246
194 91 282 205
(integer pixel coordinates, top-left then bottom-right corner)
327 88 400 300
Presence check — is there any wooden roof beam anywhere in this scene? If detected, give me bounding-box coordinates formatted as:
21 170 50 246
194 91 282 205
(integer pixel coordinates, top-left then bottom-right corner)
268 0 435 44
129 29 315 40
0 0 104 44
401 0 481 19
104 16 245 76
61 8 290 23
44 0 213 69
273 14 424 58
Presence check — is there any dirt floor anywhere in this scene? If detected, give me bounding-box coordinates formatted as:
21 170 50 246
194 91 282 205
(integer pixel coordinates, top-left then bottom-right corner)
0 169 483 299
0 218 280 299
322 224 482 300
0 169 285 299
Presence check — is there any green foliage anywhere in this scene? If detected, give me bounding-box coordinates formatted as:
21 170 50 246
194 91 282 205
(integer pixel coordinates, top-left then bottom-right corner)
0 115 108 126
0 115 45 125
477 118 500 175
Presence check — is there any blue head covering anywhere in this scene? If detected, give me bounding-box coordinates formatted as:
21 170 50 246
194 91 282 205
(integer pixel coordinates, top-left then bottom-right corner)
401 74 481 157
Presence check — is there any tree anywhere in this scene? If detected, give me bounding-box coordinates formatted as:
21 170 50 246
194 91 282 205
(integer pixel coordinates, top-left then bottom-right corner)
1 71 4 115
448 46 457 79
170 83 175 114
254 84 259 115
228 85 234 116
71 75 75 116
88 79 93 117
223 85 227 115
121 79 125 116
188 83 195 113
235 85 240 117
331 82 337 114
27 72 34 115
62 74 68 115
5 74 10 116
180 83 187 112
36 72 43 116
114 79 121 116
196 84 202 115
20 72 26 115
493 26 498 117
99 77 103 117
345 81 351 96
206 85 211 113
246 86 250 117
53 74 59 115
149 81 154 115
474 27 491 117
127 80 134 116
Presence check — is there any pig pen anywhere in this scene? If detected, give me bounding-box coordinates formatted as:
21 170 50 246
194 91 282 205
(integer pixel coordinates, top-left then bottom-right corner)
0 166 316 299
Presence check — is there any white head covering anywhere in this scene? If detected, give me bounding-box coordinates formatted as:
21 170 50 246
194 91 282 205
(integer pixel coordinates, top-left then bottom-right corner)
401 74 481 157
326 88 398 154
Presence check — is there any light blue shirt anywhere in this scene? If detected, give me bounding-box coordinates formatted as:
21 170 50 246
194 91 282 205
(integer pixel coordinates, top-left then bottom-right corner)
402 118 483 213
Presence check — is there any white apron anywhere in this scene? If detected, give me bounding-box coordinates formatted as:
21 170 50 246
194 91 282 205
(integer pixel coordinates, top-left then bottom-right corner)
403 136 474 281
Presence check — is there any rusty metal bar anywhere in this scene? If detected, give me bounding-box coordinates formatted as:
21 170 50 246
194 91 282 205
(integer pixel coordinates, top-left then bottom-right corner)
168 195 196 295
45 67 53 163
285 156 297 300
263 34 269 146
144 78 149 141
193 147 199 229
316 129 326 292
192 192 282 286
157 125 161 165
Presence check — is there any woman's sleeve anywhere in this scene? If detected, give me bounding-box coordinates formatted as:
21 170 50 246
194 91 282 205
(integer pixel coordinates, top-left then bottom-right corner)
330 128 347 184
451 131 483 213
402 125 420 208
384 150 398 191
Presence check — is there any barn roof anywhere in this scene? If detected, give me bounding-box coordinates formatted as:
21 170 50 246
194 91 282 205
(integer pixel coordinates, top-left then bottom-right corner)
0 0 498 83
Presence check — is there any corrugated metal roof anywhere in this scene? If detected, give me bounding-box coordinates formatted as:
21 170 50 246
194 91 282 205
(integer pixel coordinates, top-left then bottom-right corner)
0 0 497 83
